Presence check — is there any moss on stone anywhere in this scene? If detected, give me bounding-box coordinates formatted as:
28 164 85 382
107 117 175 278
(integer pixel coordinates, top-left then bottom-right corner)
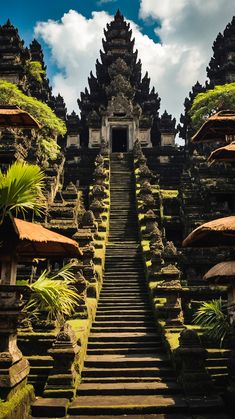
160 189 178 199
0 384 35 419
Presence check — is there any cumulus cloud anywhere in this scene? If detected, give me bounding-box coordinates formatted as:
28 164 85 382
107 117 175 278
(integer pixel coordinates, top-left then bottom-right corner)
139 0 235 115
35 3 234 122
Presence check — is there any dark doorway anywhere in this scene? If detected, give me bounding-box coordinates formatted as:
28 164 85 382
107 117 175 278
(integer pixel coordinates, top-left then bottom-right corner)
112 128 128 152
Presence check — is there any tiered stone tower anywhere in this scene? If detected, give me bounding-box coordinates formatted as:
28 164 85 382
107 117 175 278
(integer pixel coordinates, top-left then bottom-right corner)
207 16 235 85
77 10 167 150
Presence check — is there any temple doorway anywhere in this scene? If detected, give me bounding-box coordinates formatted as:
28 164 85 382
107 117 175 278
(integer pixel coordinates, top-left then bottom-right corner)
111 127 128 152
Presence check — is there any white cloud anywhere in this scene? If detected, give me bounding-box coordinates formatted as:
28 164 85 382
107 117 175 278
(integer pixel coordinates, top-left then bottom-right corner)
35 4 234 123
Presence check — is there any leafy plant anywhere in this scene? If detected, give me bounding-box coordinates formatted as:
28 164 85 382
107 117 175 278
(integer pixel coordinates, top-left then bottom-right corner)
26 60 45 83
190 82 235 130
0 80 66 136
25 263 81 325
40 138 61 161
0 161 45 224
193 298 229 347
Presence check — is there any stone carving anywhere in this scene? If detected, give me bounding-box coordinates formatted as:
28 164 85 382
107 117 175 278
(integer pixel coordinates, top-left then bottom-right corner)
95 154 104 167
91 185 108 200
100 138 109 156
45 322 80 398
106 75 134 99
90 198 104 220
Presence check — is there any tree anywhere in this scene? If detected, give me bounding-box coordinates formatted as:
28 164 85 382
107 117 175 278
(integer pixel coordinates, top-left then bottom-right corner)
190 82 235 130
0 161 45 224
193 298 229 347
24 262 81 326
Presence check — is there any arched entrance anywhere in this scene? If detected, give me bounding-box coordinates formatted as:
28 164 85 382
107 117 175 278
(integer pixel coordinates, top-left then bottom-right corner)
111 127 128 152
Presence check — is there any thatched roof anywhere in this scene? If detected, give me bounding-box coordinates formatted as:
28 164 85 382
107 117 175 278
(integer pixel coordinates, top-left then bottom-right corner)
183 216 235 247
192 110 235 143
0 217 82 259
208 142 235 162
204 261 235 284
0 105 40 129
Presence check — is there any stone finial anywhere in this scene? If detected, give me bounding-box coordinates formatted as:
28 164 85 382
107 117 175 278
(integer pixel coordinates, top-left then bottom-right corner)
149 227 164 251
163 241 178 262
141 194 155 211
100 138 109 156
91 185 107 200
93 166 107 185
95 154 104 166
140 181 152 195
133 138 142 158
82 245 95 265
81 210 96 228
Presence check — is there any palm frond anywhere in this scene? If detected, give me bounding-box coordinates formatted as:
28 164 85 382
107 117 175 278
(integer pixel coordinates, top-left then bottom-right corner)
0 161 45 223
193 298 229 347
25 263 81 325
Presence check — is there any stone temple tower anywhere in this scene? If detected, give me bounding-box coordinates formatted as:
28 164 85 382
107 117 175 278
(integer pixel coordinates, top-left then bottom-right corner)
77 10 164 151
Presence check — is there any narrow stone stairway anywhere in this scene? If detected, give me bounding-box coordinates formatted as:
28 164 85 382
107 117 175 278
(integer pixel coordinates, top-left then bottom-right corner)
69 153 188 416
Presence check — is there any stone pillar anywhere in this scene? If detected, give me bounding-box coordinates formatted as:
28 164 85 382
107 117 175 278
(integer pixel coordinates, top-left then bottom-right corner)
44 323 80 399
175 328 215 395
0 285 30 399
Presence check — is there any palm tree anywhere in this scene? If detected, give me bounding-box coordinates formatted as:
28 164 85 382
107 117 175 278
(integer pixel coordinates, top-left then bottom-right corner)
0 160 46 224
193 298 230 347
0 161 80 325
24 262 81 326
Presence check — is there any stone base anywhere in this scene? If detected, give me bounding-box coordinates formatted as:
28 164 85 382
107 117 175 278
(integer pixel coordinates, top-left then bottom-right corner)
0 383 35 419
31 397 69 417
0 357 30 399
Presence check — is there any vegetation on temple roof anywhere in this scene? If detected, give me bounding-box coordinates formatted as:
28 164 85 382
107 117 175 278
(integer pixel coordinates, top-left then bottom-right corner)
26 60 45 84
0 80 66 136
190 82 235 130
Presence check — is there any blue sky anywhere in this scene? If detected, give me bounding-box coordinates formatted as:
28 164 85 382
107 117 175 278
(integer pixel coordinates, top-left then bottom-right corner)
1 1 234 122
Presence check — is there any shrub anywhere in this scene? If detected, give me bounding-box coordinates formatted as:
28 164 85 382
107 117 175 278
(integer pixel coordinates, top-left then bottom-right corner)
190 82 235 130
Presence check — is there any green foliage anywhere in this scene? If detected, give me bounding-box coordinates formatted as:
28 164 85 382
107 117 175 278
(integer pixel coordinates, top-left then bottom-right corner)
0 80 66 136
193 298 229 347
0 161 45 223
27 60 45 83
25 263 81 325
40 137 61 161
190 82 235 130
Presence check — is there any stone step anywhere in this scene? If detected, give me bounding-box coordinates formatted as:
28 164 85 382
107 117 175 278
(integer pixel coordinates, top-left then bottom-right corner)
96 310 152 316
84 355 169 368
97 303 149 309
87 347 164 355
88 333 160 342
82 366 175 378
91 326 156 333
76 381 181 396
92 321 155 328
68 395 187 415
87 341 161 349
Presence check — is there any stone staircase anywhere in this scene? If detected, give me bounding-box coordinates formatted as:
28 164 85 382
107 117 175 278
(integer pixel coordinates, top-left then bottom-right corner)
31 153 225 417
68 153 187 416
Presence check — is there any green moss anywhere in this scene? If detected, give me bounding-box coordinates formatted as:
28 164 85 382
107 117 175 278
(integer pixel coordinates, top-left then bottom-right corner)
160 189 178 199
165 330 180 351
0 80 66 136
26 60 45 83
0 384 34 419
40 138 60 160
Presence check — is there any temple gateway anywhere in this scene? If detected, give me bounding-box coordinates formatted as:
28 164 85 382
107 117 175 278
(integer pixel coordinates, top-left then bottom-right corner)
0 9 235 419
